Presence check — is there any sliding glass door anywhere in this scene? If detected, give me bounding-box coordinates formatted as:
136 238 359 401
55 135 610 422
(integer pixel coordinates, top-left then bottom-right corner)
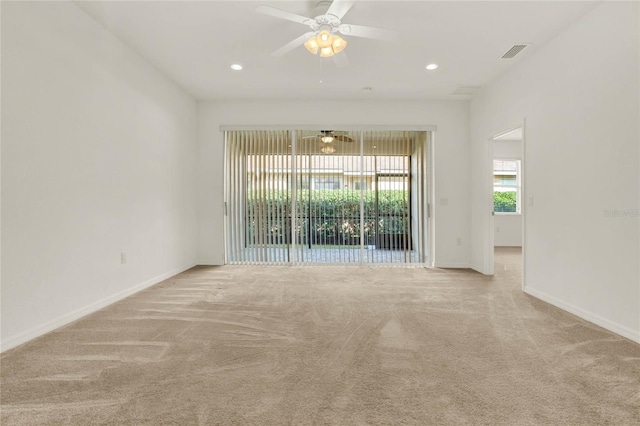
295 131 362 263
225 129 430 266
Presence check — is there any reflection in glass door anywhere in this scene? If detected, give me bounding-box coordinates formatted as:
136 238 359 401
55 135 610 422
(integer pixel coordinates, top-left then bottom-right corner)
295 131 363 263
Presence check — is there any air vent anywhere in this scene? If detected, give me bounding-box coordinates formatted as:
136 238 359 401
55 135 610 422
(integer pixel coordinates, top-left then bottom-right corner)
452 85 481 96
501 44 530 59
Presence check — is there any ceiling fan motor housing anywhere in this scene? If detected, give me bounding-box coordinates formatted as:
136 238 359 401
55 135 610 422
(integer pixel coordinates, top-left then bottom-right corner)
305 15 341 34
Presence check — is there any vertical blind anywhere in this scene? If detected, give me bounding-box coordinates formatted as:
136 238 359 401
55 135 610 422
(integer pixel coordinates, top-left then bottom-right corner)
225 129 429 265
225 130 292 264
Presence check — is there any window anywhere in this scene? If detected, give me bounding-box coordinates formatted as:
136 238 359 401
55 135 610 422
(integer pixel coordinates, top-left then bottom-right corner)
493 159 521 214
313 176 342 190
354 180 368 191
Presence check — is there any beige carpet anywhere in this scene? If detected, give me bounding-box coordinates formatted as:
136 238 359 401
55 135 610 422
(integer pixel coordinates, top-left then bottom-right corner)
1 248 639 425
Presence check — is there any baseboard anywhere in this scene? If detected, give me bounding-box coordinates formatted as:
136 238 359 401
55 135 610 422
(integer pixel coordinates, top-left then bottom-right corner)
0 263 197 353
433 262 471 269
524 286 640 344
197 260 224 266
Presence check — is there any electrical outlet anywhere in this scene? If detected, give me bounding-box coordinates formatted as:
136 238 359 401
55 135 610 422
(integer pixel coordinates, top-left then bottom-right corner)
496 227 500 233
456 237 462 246
121 252 127 264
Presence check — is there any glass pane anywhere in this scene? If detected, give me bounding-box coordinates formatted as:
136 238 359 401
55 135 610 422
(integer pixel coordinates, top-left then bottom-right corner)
494 174 516 185
493 159 518 172
494 188 517 212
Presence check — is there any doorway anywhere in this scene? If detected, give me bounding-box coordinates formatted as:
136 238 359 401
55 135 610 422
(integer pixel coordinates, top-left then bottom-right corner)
489 124 525 285
224 129 431 265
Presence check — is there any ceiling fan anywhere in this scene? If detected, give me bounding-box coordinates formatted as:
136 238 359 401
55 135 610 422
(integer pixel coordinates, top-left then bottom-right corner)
303 130 355 143
256 0 398 66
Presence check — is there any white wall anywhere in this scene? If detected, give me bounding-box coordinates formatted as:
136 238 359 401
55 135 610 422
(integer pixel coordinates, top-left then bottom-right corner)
197 100 470 267
470 2 639 342
494 215 521 247
493 140 522 160
1 2 198 351
494 140 522 247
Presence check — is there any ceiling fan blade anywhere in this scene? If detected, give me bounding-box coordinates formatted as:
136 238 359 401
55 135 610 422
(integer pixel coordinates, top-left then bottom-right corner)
326 0 355 20
271 32 315 57
338 24 398 41
334 135 355 143
256 6 312 25
332 51 349 68
302 135 321 139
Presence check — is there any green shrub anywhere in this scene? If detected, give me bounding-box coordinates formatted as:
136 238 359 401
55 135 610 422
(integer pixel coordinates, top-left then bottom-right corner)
246 190 410 243
494 191 517 212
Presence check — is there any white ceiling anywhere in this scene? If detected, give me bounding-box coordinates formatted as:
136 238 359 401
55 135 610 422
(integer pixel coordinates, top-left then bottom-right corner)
75 1 598 101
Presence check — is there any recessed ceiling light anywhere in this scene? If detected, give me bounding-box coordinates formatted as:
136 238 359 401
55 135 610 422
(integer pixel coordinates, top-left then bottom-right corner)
426 63 439 70
230 64 243 71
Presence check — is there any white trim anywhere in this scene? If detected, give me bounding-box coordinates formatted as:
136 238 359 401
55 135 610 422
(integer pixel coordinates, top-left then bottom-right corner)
520 119 527 291
223 131 228 265
428 132 436 268
219 125 438 132
197 259 223 266
433 262 470 268
524 286 640 344
485 133 495 275
359 131 365 265
491 126 523 141
0 263 197 353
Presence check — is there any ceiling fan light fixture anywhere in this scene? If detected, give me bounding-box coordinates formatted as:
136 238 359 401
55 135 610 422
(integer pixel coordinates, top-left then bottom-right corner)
304 37 319 55
331 35 347 54
317 30 333 48
321 145 336 154
304 29 346 58
319 46 334 57
321 135 334 143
